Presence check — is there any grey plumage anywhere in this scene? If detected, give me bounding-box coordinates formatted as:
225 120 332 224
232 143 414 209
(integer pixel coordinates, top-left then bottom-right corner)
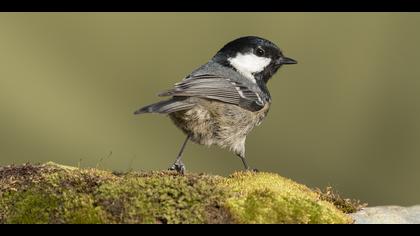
135 62 271 169
156 62 269 112
134 98 194 115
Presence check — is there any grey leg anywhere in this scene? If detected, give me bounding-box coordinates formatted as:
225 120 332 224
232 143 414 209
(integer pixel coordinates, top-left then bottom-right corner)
237 154 258 172
237 154 250 170
169 135 190 174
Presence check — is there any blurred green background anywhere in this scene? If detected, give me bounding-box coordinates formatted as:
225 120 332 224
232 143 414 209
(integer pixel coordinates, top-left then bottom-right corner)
1 13 419 206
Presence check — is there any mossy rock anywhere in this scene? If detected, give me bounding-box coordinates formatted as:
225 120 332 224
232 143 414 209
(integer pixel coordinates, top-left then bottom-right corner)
0 162 352 224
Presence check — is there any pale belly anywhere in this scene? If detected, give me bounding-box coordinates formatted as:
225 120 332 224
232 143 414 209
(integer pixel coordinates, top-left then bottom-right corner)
169 98 270 156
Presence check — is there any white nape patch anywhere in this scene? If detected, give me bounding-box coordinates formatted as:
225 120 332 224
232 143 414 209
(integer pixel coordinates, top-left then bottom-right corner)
228 53 271 83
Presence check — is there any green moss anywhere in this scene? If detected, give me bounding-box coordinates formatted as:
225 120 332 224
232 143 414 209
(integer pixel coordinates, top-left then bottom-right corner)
0 162 353 224
315 186 368 214
221 172 352 224
0 163 110 224
2 189 58 224
61 193 107 224
96 172 230 223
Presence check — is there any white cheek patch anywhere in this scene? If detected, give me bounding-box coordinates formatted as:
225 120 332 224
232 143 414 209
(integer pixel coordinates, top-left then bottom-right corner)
228 53 271 83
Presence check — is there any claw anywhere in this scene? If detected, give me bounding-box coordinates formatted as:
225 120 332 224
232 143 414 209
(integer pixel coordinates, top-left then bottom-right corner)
243 168 259 173
168 161 186 175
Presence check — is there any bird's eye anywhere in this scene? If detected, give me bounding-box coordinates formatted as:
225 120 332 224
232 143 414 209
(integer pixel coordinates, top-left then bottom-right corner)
255 47 265 56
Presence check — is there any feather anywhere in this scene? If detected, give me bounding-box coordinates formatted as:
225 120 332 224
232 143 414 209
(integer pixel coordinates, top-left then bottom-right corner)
158 74 265 111
134 98 195 115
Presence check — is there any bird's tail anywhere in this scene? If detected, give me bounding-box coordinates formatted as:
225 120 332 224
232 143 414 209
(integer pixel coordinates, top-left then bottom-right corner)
134 98 194 115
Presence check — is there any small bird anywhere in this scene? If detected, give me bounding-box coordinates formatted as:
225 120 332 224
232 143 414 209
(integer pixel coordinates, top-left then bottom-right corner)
134 36 297 174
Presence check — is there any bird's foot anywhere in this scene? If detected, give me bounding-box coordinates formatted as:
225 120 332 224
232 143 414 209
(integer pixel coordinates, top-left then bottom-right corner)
168 161 186 175
245 168 259 173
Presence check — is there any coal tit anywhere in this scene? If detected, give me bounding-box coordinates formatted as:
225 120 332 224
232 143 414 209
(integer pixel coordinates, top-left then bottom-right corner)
134 36 297 174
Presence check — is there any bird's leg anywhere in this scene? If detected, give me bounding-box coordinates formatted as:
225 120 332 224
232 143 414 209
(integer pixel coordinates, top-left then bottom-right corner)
237 154 250 170
237 154 259 172
168 135 190 174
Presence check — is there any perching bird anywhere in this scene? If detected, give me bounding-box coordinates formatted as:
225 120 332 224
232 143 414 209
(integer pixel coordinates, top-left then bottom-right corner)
134 36 297 174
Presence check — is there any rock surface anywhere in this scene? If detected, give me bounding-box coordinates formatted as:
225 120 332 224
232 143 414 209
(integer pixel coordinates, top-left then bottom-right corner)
351 205 420 224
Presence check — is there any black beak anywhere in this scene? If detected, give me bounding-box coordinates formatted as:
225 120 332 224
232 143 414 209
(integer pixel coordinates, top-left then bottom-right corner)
278 56 297 65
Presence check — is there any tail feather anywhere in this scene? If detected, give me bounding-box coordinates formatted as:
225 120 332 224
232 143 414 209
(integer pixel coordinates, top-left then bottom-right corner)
134 98 194 115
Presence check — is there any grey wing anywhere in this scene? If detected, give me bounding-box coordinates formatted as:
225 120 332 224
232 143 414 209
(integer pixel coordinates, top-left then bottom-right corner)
134 97 195 115
158 74 265 112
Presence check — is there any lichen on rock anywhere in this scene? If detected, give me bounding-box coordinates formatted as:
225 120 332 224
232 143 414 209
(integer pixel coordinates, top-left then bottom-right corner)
0 162 352 224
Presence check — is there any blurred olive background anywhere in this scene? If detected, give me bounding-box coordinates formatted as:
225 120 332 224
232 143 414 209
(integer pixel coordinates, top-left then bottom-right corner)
1 13 419 206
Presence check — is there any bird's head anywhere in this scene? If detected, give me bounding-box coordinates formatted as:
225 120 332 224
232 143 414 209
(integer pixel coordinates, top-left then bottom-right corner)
213 36 297 84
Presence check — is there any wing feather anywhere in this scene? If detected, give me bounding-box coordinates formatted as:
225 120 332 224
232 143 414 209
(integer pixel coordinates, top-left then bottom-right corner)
158 74 265 111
